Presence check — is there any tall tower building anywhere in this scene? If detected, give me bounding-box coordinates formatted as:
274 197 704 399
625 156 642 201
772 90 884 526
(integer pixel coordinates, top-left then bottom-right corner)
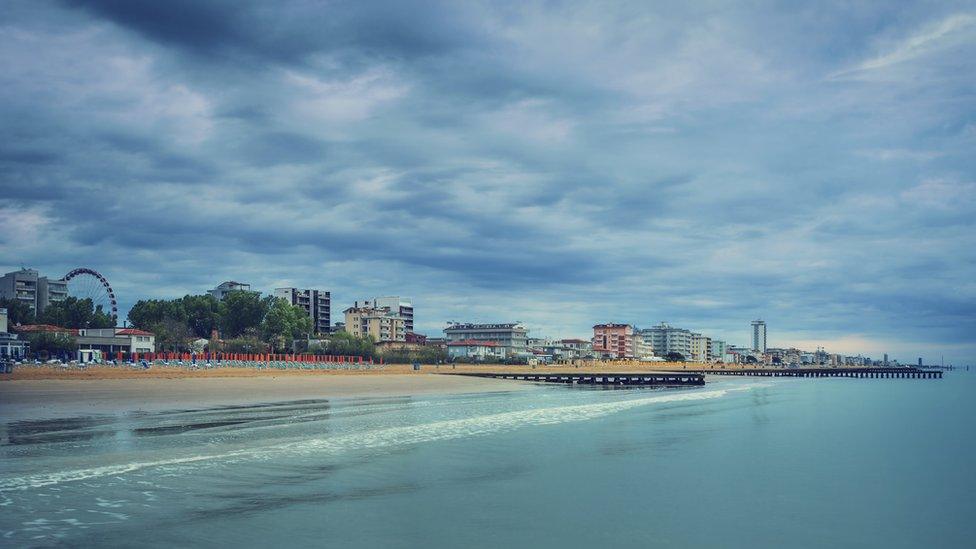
751 319 767 352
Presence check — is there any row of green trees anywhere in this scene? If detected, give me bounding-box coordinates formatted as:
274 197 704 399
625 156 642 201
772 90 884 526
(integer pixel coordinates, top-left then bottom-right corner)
128 291 312 352
0 297 115 329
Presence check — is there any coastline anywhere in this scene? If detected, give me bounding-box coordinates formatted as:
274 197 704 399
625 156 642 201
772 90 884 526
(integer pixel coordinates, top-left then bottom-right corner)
2 361 774 381
0 363 727 420
0 373 532 421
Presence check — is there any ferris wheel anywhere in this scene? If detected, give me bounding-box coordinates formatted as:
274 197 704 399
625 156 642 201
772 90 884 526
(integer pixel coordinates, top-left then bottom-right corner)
63 268 118 322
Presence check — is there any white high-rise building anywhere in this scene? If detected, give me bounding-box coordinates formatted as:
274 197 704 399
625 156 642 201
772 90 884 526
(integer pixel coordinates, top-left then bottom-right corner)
751 320 767 352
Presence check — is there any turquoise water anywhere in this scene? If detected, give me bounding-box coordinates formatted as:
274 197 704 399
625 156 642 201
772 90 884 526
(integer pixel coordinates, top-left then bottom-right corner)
1 373 974 547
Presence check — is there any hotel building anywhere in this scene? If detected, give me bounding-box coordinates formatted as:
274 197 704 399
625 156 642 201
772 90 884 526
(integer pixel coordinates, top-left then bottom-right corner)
443 323 528 358
592 323 634 358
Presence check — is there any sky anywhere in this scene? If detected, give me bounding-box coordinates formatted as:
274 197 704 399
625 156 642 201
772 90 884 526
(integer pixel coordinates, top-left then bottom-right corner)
1 1 974 364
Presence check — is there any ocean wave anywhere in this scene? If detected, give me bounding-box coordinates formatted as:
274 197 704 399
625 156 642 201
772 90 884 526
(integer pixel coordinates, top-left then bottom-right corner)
0 387 748 492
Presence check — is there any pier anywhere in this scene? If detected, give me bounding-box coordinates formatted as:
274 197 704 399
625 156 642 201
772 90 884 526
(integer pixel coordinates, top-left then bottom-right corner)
447 372 706 386
682 367 942 379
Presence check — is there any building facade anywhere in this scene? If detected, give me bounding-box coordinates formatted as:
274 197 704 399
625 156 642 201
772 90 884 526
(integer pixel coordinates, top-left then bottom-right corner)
11 325 155 355
343 306 406 343
367 297 413 333
446 340 504 361
751 320 767 352
592 323 634 358
274 288 331 334
0 308 27 359
0 268 67 316
708 339 729 362
690 333 711 362
640 322 693 360
632 333 655 359
443 323 528 358
77 328 156 354
208 281 255 300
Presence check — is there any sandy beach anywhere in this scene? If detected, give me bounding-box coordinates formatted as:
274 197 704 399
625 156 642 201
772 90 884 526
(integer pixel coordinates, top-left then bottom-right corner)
0 372 533 420
0 362 767 420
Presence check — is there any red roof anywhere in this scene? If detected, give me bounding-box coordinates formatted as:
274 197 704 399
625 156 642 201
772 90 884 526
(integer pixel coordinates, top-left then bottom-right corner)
447 339 499 347
115 328 153 336
11 324 78 335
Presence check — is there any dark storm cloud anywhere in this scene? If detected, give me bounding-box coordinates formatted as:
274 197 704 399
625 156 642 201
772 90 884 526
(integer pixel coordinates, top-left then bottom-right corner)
2 1 975 362
63 0 486 65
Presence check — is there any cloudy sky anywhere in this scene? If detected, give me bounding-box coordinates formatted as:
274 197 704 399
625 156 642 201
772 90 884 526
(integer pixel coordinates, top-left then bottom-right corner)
2 1 974 363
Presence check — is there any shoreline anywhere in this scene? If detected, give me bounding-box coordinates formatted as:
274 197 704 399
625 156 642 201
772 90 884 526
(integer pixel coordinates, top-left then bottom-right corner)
0 374 533 421
0 361 828 381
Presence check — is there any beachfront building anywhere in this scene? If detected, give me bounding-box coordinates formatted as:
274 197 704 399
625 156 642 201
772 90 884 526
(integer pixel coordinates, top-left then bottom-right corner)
446 339 504 361
728 345 760 364
0 308 27 359
443 323 528 358
690 333 711 363
275 287 331 334
208 281 257 300
640 322 693 361
751 319 767 352
0 268 68 316
632 333 655 360
365 297 413 333
556 338 592 359
592 323 634 359
709 339 729 362
11 325 156 355
344 305 406 343
77 328 156 354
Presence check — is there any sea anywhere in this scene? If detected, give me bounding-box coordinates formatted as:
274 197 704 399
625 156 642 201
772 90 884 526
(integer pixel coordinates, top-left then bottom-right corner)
1 372 974 548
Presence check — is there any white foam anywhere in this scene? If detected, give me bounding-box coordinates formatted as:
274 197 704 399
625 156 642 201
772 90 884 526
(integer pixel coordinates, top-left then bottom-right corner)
0 387 741 492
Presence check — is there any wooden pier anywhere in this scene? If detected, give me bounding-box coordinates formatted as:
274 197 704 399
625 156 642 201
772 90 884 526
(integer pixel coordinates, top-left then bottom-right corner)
682 367 942 379
447 372 706 386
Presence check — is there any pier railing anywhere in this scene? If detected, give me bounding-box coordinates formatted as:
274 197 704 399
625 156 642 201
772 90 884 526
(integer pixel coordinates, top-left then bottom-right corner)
447 372 706 386
682 367 942 379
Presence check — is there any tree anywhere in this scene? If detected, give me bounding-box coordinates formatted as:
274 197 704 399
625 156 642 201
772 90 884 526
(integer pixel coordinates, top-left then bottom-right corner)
380 345 448 365
128 299 186 330
25 331 78 358
665 351 686 362
0 298 35 325
180 294 220 338
260 298 313 351
219 291 270 338
38 297 115 329
308 331 376 359
150 316 193 352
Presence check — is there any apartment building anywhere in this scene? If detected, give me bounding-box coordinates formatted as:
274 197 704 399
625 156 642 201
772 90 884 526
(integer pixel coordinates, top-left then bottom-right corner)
275 287 331 334
592 323 634 358
640 322 693 360
344 305 406 342
0 268 67 316
368 297 413 333
690 333 711 362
